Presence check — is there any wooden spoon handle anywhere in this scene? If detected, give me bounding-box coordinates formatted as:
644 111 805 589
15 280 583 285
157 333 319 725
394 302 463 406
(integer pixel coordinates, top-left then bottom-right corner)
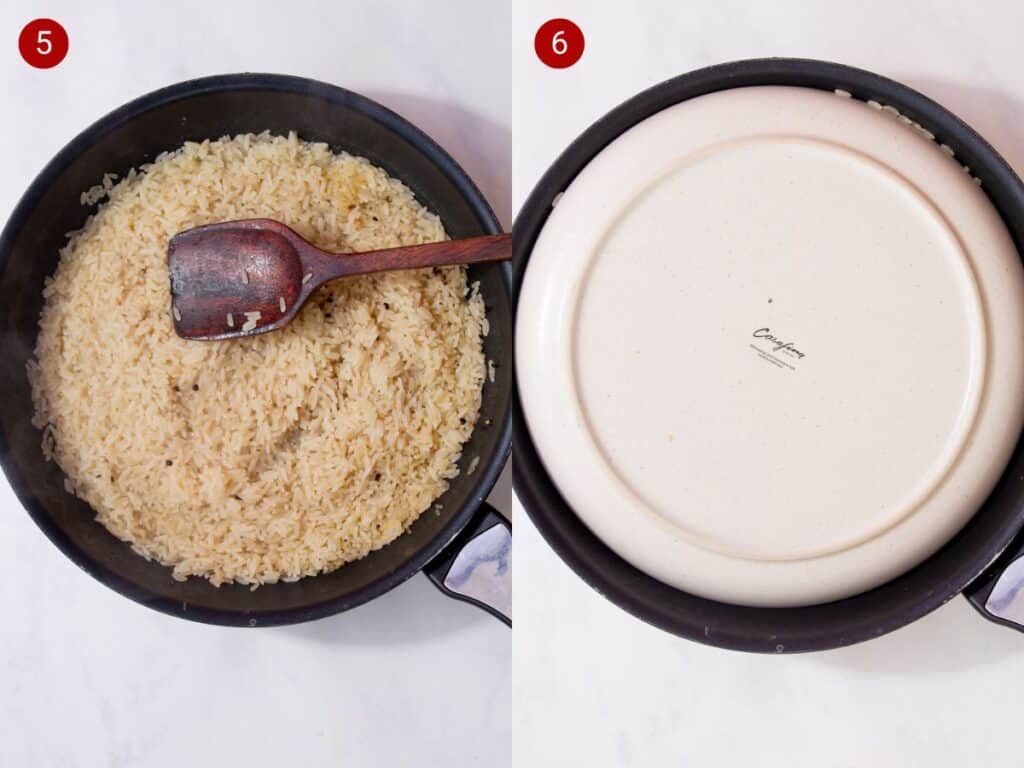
301 233 511 280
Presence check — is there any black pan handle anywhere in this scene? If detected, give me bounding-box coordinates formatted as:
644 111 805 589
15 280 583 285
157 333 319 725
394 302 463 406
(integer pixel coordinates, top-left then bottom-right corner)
965 528 1024 632
424 502 511 626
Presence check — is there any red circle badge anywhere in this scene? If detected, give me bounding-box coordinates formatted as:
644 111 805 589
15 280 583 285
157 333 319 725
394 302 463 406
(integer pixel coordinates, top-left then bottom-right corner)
19 18 69 69
534 19 584 69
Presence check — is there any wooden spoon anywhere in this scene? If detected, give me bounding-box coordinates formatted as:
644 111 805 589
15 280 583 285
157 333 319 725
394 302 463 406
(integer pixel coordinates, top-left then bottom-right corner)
168 218 510 340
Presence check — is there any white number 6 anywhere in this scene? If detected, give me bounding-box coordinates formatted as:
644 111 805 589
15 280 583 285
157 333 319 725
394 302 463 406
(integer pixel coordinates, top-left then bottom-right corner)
36 29 52 56
551 30 568 55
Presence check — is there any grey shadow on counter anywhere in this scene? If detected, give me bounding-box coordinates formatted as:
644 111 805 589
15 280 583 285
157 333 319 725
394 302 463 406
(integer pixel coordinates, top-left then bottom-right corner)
283 573 478 645
362 92 512 230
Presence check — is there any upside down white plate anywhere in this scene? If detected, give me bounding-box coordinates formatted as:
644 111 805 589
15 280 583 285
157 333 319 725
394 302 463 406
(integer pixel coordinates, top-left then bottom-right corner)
516 86 1024 606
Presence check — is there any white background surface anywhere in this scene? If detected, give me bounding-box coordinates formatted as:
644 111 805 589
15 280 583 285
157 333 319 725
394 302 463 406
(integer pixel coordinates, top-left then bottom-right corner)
0 2 512 766
512 0 1024 766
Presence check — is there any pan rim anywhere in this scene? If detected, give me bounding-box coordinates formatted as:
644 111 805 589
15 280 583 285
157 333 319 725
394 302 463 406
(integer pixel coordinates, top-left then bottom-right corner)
512 57 1024 652
0 72 512 627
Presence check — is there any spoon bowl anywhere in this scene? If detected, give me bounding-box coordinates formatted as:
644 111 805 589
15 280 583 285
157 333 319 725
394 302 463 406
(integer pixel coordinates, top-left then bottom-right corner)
169 220 305 339
168 218 510 340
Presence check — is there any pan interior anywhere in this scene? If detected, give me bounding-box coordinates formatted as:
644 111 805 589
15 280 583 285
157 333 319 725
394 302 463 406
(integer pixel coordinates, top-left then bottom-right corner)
0 79 510 623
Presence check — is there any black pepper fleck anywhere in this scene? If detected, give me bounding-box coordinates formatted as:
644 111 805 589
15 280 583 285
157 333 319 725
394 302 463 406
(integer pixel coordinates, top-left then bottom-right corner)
459 417 466 424
192 384 199 391
166 460 173 467
383 303 390 310
374 472 381 481
173 385 180 392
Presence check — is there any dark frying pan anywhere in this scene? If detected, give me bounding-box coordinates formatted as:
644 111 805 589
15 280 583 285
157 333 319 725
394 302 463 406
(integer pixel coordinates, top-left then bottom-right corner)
513 58 1024 652
0 74 512 627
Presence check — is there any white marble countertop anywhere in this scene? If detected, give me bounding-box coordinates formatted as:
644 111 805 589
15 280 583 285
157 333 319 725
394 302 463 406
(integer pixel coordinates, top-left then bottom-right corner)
0 1 512 766
513 0 1024 766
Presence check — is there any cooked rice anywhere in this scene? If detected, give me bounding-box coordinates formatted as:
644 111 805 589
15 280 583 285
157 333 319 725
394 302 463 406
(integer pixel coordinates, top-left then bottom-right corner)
241 311 261 332
28 131 486 586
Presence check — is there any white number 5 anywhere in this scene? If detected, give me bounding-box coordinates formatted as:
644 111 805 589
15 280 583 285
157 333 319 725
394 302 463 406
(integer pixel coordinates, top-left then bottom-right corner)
36 29 52 56
551 30 568 55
